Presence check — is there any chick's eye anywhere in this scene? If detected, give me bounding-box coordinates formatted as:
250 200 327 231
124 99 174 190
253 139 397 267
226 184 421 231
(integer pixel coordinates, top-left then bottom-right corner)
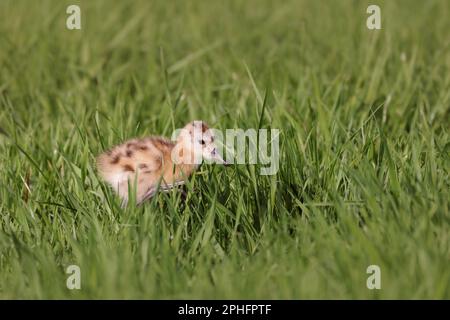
200 140 205 145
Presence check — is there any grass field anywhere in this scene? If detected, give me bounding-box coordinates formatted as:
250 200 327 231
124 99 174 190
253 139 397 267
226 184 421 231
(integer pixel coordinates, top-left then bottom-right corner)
0 0 449 299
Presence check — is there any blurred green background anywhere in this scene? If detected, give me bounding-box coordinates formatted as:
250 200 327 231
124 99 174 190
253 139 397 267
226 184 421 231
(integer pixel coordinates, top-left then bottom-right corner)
0 0 449 298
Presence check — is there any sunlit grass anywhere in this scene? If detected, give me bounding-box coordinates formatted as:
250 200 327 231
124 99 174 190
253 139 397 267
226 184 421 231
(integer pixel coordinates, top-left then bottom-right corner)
0 0 449 299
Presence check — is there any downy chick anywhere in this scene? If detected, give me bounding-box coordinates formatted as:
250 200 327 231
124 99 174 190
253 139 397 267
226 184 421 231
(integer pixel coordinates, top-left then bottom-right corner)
96 120 227 206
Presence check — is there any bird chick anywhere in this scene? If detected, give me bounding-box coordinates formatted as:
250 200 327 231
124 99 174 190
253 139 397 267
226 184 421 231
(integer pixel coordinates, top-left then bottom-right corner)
96 121 226 206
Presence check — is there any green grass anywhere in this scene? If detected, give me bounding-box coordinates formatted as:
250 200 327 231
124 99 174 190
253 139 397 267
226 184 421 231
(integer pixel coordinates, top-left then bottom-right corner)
0 0 449 299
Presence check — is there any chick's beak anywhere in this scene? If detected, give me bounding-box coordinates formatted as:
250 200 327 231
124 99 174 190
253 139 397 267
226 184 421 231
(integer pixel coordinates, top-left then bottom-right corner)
211 148 229 166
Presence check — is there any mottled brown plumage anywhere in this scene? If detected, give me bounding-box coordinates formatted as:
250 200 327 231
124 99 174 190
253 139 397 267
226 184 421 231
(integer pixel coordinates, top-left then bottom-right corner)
96 121 226 206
